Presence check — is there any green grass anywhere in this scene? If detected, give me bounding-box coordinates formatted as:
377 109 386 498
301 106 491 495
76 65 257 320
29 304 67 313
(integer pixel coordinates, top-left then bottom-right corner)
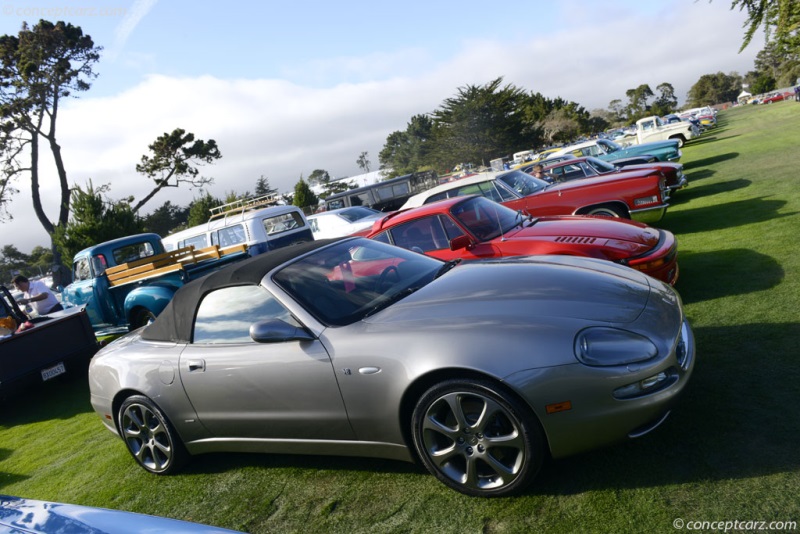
3 102 800 533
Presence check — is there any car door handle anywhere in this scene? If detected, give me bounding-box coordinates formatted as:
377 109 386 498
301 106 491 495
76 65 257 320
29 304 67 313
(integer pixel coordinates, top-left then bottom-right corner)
187 359 206 372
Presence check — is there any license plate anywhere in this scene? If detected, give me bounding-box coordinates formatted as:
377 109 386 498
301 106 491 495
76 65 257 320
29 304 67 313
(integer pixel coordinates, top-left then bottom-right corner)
41 362 66 381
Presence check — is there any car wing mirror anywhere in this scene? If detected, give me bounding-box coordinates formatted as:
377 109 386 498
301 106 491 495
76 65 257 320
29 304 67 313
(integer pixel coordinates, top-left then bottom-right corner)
250 319 315 343
449 235 473 251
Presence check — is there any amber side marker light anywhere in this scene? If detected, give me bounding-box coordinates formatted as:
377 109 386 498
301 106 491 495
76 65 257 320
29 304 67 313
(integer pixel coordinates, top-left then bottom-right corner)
546 401 572 414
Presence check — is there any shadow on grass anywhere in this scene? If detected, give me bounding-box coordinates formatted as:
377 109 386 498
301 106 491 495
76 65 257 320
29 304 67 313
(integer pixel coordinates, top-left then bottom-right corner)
683 152 739 171
0 448 31 488
683 169 715 182
670 178 750 205
675 248 783 304
530 322 800 496
0 372 93 428
663 196 794 235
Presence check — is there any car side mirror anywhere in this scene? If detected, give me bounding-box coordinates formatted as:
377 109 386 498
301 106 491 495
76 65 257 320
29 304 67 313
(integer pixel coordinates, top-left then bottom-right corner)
250 319 315 343
449 235 473 251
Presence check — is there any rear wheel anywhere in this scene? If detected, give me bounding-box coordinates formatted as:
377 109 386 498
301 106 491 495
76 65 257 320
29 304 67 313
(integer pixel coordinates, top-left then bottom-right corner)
411 379 544 497
119 395 187 474
130 309 157 330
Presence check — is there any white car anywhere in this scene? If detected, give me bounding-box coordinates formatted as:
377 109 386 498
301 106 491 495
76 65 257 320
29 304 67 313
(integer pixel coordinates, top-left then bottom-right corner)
307 206 385 239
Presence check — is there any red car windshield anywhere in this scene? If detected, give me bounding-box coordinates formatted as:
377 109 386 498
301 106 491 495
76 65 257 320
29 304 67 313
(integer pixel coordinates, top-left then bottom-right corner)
450 197 524 241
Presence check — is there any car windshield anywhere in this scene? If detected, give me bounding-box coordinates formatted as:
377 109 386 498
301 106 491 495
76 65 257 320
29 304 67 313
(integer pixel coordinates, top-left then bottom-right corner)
450 197 524 241
585 157 618 173
273 238 443 326
338 207 381 223
598 139 623 154
497 170 549 197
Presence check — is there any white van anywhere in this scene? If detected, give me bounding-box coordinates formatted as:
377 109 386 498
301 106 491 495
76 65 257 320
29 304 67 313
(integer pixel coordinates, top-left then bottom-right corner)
162 196 314 256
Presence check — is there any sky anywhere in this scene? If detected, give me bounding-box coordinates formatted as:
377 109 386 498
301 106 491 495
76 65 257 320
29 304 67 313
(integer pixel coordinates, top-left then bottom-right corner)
0 0 765 254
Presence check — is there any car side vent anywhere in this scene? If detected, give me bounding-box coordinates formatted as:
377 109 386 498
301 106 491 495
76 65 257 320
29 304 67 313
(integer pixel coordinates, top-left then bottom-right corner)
554 236 597 244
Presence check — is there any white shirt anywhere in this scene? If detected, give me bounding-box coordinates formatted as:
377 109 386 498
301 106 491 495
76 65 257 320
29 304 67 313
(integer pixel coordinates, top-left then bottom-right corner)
24 279 60 315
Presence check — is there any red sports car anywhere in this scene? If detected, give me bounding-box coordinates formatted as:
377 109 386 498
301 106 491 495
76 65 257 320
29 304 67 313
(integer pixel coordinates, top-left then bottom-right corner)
365 195 678 285
529 156 688 194
401 168 669 224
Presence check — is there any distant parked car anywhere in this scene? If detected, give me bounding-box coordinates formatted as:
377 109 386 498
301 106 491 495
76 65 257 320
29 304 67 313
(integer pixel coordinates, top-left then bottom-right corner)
761 92 791 104
402 169 670 223
307 206 385 239
530 156 688 194
364 195 679 284
550 138 682 163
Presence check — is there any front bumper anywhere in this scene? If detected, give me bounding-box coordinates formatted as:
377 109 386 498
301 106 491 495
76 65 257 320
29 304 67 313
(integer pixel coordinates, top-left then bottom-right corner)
630 203 668 224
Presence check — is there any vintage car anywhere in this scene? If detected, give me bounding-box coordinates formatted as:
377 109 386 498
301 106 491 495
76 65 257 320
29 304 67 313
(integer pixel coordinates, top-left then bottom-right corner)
0 494 241 533
525 156 687 194
88 238 694 497
307 206 385 239
362 195 678 284
401 169 669 224
550 138 682 163
760 92 791 104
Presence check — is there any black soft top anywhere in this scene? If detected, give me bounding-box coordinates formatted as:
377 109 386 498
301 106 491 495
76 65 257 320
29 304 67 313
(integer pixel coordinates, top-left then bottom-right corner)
141 239 339 343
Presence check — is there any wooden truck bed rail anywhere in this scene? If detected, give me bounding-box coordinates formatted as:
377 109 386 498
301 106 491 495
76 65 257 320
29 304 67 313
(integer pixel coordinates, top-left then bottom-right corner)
106 244 248 287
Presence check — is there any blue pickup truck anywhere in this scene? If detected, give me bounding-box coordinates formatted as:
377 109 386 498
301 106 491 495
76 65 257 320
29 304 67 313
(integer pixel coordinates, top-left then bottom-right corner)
62 233 250 332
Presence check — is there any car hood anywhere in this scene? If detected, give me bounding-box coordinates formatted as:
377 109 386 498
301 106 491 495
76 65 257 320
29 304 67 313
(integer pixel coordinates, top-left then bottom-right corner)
506 215 658 249
369 255 653 326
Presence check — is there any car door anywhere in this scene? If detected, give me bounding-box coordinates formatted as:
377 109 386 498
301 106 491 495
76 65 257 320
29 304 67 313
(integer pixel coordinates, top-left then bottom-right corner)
179 284 354 440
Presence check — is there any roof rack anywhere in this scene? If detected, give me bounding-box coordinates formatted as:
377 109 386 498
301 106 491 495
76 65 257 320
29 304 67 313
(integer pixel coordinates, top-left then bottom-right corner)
208 194 280 225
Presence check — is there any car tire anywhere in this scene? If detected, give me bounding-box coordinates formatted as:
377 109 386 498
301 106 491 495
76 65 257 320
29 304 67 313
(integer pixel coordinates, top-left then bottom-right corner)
669 135 686 148
119 395 188 475
585 204 626 218
411 378 544 497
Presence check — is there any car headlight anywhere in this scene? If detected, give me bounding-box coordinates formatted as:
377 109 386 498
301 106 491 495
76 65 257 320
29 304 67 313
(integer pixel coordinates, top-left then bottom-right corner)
574 327 658 366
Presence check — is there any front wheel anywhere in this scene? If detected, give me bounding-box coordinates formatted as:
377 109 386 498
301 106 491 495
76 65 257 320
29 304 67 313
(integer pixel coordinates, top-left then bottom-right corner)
585 204 626 218
669 134 686 148
411 379 544 497
119 395 188 474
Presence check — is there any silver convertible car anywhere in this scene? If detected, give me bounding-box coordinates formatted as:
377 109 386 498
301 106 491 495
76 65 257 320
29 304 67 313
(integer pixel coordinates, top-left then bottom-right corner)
89 238 695 497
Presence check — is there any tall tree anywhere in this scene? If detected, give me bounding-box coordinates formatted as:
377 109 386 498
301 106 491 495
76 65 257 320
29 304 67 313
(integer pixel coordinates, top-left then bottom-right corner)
307 169 330 186
686 72 743 106
52 181 142 264
429 77 529 170
133 128 221 213
292 176 318 211
624 84 655 121
255 175 278 197
378 114 434 177
356 151 371 173
186 192 222 227
0 20 101 261
730 0 800 51
651 83 679 116
140 201 189 237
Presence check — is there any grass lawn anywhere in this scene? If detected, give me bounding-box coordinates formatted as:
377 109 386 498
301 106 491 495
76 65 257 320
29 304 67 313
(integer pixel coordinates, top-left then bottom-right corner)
2 102 800 533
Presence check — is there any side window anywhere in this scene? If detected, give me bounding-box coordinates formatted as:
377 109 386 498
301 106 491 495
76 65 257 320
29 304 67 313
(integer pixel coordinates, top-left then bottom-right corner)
389 217 449 252
184 234 208 250
309 218 320 233
263 212 305 235
215 225 246 247
440 216 465 241
73 258 92 281
193 285 300 344
476 182 502 203
372 231 391 244
424 192 448 204
91 255 108 277
113 242 156 265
